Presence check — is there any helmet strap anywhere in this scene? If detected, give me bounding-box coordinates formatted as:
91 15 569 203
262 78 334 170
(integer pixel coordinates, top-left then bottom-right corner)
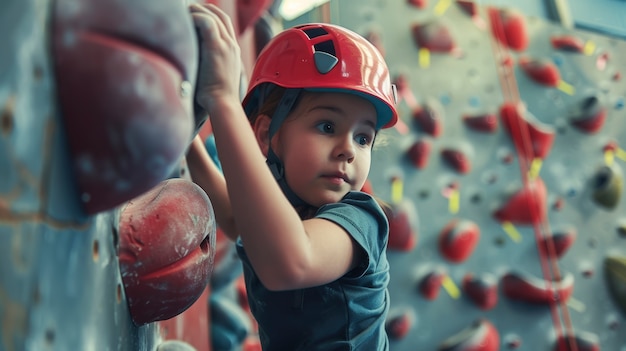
265 88 307 207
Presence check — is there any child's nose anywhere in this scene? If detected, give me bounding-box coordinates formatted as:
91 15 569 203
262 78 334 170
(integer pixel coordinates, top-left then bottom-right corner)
334 136 356 162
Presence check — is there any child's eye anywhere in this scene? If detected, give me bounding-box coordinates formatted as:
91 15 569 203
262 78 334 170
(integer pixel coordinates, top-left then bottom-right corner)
355 134 373 146
316 122 335 134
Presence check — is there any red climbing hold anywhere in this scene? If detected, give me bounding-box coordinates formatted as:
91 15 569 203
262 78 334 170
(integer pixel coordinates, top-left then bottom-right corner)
407 139 432 169
384 202 418 252
413 103 443 137
463 273 498 310
119 178 216 325
439 219 480 263
441 147 472 174
235 0 272 35
463 113 499 133
439 319 500 351
411 20 456 53
519 56 561 87
53 0 198 214
493 178 547 225
407 0 428 9
456 0 478 17
550 35 586 53
553 331 600 351
488 7 528 51
570 96 607 134
386 310 414 340
419 268 446 300
500 102 555 163
501 271 574 304
540 227 577 259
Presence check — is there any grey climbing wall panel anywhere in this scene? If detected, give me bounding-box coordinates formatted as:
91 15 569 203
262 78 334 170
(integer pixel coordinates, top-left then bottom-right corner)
332 1 626 350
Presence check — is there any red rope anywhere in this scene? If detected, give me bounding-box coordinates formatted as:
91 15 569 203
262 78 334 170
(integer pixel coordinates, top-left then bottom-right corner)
484 6 577 351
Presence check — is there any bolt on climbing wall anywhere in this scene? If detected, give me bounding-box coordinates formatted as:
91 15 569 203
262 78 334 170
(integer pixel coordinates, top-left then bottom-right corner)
334 0 626 350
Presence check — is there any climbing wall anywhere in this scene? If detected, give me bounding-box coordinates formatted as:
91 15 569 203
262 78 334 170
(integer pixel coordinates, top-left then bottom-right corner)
0 0 233 350
333 1 626 350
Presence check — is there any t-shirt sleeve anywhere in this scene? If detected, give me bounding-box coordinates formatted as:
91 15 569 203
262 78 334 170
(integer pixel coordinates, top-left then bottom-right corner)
314 191 389 276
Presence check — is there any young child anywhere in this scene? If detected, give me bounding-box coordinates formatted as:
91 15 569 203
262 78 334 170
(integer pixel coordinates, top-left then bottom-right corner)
187 3 398 350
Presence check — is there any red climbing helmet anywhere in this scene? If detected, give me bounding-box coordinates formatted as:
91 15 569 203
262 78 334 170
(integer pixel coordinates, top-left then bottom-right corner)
242 23 398 130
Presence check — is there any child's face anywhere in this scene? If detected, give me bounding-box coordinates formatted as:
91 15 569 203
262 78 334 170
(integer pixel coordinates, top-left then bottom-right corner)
272 92 377 207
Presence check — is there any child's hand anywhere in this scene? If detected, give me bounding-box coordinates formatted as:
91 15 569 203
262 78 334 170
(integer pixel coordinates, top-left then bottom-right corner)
190 4 242 113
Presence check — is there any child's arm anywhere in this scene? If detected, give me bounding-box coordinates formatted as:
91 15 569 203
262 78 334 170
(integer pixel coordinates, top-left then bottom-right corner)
186 134 238 241
190 4 364 291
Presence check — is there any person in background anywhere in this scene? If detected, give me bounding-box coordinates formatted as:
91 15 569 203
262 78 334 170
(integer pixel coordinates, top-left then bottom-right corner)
186 3 398 350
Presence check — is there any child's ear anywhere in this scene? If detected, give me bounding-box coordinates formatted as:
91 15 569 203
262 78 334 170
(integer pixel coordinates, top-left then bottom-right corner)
252 114 272 157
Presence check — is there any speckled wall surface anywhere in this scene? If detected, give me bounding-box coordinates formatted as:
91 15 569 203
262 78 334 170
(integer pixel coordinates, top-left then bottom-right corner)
0 0 215 350
330 1 626 350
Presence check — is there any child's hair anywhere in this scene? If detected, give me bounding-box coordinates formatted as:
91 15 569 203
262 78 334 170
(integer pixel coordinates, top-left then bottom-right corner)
246 83 286 125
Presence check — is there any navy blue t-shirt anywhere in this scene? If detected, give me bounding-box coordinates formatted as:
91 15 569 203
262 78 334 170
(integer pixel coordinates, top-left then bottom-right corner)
236 191 390 350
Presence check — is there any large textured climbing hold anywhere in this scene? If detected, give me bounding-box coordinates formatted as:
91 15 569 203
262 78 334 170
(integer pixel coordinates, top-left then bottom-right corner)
501 271 574 304
487 7 528 51
500 102 555 163
462 273 498 310
604 255 626 314
591 163 623 210
52 0 198 214
519 56 561 87
438 319 500 351
411 20 456 53
570 95 607 134
493 178 547 225
119 178 216 325
439 219 480 263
